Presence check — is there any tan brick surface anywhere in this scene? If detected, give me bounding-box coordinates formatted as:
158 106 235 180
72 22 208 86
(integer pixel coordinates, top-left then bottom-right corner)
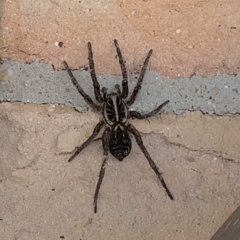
1 0 239 78
0 103 239 240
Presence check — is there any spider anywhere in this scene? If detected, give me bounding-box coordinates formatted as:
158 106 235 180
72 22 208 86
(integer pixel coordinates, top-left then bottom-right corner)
63 39 174 213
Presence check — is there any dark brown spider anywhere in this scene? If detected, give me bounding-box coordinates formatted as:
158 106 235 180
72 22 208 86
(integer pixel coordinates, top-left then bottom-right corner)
63 39 173 213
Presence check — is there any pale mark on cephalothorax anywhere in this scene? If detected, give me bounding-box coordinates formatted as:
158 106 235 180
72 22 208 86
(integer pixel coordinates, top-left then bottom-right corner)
112 95 119 122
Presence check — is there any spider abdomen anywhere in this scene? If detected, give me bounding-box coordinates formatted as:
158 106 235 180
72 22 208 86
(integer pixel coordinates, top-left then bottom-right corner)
109 124 132 161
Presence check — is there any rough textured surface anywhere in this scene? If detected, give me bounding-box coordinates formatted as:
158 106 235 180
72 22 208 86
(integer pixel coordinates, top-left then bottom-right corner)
0 60 240 115
0 103 240 240
0 0 240 239
0 0 240 78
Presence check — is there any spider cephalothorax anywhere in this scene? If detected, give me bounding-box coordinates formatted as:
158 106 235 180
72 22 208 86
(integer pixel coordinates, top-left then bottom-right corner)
63 39 173 213
103 92 128 125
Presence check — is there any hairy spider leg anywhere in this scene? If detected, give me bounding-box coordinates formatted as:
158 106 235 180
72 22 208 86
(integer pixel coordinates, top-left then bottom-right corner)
63 61 101 111
130 100 170 119
127 124 174 200
127 49 153 106
114 39 129 99
68 120 105 162
94 128 110 213
88 42 104 103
